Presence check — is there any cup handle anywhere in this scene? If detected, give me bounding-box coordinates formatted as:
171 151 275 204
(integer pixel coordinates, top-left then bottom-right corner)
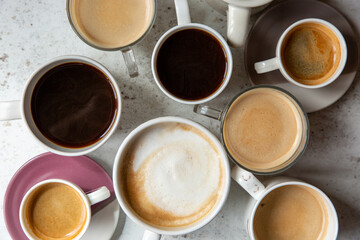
174 0 191 25
231 166 265 200
142 230 161 240
122 47 139 78
227 5 250 48
0 100 21 121
254 57 280 74
193 104 222 120
86 186 111 206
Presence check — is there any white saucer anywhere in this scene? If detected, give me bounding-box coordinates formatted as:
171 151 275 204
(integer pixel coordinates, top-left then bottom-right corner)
82 201 120 240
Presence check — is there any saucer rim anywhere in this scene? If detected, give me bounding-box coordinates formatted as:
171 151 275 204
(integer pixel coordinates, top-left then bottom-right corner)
3 152 119 240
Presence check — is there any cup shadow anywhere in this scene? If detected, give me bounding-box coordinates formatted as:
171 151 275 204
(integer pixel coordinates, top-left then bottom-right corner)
330 196 360 238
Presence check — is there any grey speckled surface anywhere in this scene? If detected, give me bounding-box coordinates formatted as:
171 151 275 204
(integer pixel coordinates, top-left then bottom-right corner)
0 0 359 239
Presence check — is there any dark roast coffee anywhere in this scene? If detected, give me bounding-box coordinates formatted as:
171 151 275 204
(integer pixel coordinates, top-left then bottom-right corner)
156 29 227 100
31 62 117 148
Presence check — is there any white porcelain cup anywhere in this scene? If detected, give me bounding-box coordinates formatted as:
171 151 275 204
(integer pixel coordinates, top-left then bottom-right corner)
113 116 231 240
254 18 347 89
231 167 338 240
0 55 122 156
151 0 233 105
19 179 111 240
222 0 274 47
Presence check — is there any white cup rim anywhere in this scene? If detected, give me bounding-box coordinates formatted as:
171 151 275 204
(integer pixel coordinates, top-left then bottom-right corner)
248 180 339 240
20 55 122 156
151 23 233 105
19 179 92 240
275 18 347 89
112 116 231 235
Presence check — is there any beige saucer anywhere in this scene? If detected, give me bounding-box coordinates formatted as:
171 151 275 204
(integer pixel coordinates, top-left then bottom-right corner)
245 0 358 113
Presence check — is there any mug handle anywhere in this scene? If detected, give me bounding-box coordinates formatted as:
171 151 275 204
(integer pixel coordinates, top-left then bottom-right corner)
193 104 222 120
86 186 111 205
227 5 251 48
0 100 22 121
231 166 265 200
122 47 139 78
174 0 191 25
142 230 161 240
254 57 280 74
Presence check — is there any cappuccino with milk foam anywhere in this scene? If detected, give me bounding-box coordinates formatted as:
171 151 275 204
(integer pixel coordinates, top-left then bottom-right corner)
119 122 225 227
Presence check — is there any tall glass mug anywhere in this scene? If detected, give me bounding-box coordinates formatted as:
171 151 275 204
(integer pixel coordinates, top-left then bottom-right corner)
194 85 309 175
67 0 157 77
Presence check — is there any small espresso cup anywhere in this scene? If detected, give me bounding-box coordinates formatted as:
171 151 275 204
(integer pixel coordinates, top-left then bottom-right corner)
0 55 122 156
231 168 338 239
66 0 157 77
254 18 347 88
151 0 233 104
194 85 309 175
19 179 111 240
113 116 231 239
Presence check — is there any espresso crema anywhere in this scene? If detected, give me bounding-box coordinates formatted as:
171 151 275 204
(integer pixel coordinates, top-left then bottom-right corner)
281 22 341 85
25 183 87 240
120 122 225 227
223 88 302 171
69 0 155 48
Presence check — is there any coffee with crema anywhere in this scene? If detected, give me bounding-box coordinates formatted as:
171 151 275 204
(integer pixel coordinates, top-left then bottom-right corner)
25 182 87 240
253 185 328 240
281 22 341 85
223 88 302 172
119 122 225 227
69 0 155 48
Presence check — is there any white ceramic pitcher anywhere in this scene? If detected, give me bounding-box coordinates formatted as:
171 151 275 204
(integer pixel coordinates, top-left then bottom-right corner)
207 0 274 47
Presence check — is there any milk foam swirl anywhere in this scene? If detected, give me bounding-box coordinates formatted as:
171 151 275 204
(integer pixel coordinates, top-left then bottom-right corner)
121 123 224 227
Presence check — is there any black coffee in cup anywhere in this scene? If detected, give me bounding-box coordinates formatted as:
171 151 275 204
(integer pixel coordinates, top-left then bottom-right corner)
31 62 118 148
156 28 227 100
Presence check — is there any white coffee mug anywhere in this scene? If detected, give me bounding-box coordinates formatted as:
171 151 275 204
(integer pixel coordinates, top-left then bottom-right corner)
222 0 273 48
151 0 233 105
231 166 338 240
0 55 122 156
254 18 347 89
113 116 231 240
19 179 111 240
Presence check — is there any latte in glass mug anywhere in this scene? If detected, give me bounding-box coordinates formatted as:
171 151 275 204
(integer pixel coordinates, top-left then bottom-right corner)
68 0 155 49
119 122 226 227
223 87 305 172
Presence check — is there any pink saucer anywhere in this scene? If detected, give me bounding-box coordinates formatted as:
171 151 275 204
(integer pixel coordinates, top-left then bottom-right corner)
3 152 115 240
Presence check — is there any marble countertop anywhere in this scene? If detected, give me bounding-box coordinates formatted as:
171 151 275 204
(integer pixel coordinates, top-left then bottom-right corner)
0 0 359 239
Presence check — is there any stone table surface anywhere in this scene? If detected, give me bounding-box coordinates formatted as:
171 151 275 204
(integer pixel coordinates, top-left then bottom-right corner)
0 0 359 239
